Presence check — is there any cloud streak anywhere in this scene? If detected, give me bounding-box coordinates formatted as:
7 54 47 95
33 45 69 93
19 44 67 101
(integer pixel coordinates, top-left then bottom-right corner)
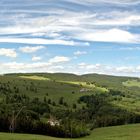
70 0 140 5
0 38 83 46
48 56 70 63
0 48 17 58
72 28 140 44
19 46 45 53
0 3 140 45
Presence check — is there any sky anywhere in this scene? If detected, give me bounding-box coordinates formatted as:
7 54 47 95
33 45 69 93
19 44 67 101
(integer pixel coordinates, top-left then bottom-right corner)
0 0 140 77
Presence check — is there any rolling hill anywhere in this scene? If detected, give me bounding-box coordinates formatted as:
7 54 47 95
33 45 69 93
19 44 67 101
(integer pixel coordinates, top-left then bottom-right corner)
0 73 140 139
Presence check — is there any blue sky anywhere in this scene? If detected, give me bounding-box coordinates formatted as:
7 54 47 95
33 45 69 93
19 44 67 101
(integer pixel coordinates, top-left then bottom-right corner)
0 0 140 77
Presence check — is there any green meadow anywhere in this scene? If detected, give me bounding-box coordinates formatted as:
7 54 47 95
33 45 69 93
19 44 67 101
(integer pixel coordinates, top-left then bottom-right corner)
122 80 140 88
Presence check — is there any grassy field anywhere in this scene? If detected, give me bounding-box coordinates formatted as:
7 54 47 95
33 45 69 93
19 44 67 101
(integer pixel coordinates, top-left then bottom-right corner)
0 74 107 108
0 124 140 140
122 80 140 87
1 73 140 112
19 75 50 81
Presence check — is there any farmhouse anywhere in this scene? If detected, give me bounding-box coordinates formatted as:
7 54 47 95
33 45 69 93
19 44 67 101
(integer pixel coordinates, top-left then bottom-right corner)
47 117 60 126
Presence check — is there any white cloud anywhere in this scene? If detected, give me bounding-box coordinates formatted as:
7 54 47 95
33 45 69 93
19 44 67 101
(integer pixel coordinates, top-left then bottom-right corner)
0 38 84 46
100 0 140 5
65 0 140 6
0 62 65 74
115 66 135 73
0 9 140 45
0 61 140 77
0 6 140 46
90 14 140 26
32 56 42 61
48 56 70 63
19 46 45 53
78 63 102 70
77 62 140 76
0 48 17 58
120 46 140 51
73 28 139 43
0 28 139 45
74 51 87 56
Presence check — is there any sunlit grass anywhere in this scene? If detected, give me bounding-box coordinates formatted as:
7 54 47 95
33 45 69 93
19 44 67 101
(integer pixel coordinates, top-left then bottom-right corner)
19 75 50 81
123 80 140 87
